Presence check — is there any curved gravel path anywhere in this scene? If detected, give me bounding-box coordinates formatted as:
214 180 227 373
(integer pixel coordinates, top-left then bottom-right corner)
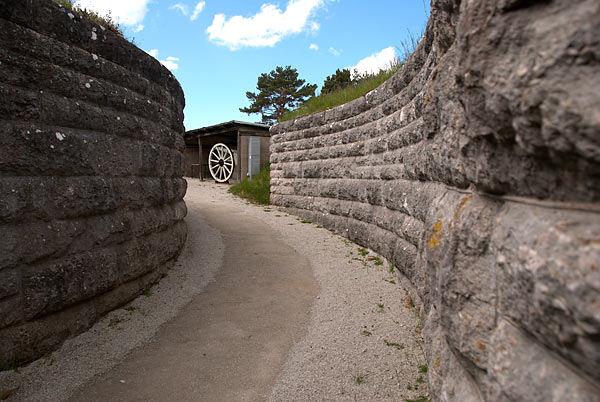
0 179 427 401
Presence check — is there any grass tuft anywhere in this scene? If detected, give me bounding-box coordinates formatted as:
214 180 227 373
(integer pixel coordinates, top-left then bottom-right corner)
354 373 368 384
0 358 22 374
405 397 431 402
384 339 405 350
229 164 271 205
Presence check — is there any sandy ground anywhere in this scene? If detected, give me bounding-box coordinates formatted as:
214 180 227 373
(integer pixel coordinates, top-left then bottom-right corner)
0 179 427 401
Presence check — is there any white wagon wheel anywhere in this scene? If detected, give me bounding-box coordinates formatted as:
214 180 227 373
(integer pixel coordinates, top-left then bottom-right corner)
208 143 234 183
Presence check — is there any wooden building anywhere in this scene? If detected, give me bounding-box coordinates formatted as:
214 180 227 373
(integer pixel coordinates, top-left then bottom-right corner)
184 121 270 183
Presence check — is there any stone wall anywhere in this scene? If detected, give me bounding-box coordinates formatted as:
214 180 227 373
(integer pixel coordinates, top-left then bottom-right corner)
0 0 187 366
270 0 600 400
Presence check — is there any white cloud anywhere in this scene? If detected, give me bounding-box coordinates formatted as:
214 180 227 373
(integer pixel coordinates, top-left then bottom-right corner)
170 2 205 20
349 46 397 79
190 1 206 20
146 49 179 72
161 56 180 71
133 24 144 33
309 43 319 51
328 46 341 56
74 0 150 27
207 0 325 50
169 3 188 16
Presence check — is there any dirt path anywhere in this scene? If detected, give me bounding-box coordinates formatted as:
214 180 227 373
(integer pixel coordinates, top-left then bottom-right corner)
1 180 427 402
69 182 319 402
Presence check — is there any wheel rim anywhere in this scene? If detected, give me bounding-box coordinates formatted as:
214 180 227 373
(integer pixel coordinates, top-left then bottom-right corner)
208 143 234 182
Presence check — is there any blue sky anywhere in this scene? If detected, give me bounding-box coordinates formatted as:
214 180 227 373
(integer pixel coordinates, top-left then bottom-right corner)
75 0 430 130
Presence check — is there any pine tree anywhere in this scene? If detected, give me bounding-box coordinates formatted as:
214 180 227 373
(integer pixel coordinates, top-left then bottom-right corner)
321 68 353 95
240 66 317 125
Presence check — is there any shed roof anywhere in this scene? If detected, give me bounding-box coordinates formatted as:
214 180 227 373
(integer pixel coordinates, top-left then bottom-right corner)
186 120 270 137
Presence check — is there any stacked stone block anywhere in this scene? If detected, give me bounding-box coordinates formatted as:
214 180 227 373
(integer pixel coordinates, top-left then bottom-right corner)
270 0 600 400
0 0 187 366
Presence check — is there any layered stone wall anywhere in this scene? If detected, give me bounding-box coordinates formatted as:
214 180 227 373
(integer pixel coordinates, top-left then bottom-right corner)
0 0 187 366
270 0 600 400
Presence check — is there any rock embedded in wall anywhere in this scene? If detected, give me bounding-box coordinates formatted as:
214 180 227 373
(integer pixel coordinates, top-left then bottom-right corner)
270 0 600 400
0 0 187 366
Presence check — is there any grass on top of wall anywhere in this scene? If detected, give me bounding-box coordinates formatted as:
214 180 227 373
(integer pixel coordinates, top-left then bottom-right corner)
229 165 271 205
280 29 424 123
280 63 401 122
53 0 124 37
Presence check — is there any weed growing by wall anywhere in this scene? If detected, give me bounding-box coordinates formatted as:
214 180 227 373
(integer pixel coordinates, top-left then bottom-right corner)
229 165 271 205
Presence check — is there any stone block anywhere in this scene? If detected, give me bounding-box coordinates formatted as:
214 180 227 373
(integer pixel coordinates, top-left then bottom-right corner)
425 307 484 402
117 221 186 283
0 177 31 224
0 268 19 301
493 204 600 382
0 84 41 121
22 248 118 320
487 319 600 401
0 296 23 330
0 300 97 367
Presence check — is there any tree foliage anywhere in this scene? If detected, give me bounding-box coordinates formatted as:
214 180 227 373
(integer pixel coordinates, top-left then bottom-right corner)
240 66 317 125
320 64 404 95
321 68 352 95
